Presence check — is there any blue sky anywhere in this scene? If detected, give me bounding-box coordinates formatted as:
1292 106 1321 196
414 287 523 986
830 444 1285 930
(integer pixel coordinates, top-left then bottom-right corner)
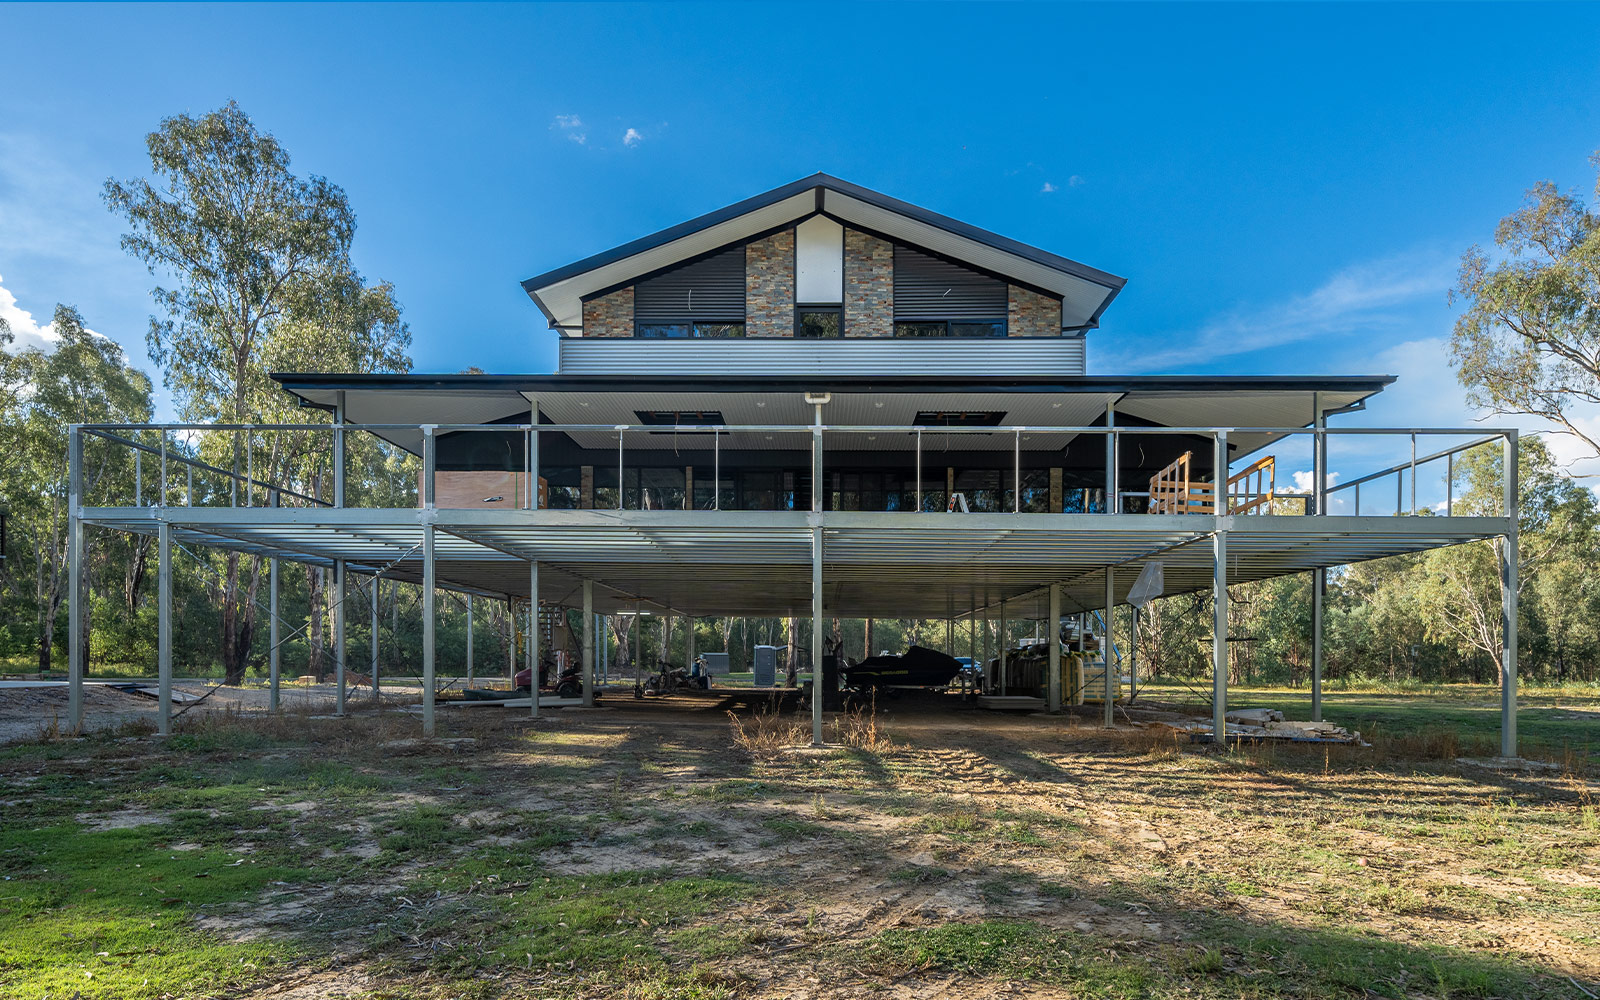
2 1 1599 463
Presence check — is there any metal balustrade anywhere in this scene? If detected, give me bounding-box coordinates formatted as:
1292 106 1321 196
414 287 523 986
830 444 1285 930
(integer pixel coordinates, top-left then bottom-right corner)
70 421 1518 520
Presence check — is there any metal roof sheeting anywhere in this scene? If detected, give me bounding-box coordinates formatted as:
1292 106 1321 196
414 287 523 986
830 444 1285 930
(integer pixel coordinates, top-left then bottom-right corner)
80 507 1508 618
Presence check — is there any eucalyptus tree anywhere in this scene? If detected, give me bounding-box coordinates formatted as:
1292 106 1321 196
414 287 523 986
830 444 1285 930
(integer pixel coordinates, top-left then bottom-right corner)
1451 152 1600 459
0 306 152 671
105 101 411 684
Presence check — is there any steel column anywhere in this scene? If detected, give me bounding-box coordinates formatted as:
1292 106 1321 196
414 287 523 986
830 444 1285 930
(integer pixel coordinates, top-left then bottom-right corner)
1128 606 1139 699
1105 401 1116 513
466 594 474 684
581 581 595 706
1047 584 1062 713
529 561 540 719
1212 528 1229 743
422 524 436 737
333 392 346 508
1214 429 1229 742
333 559 347 717
158 520 172 736
370 576 379 708
269 556 280 713
999 599 1008 696
1104 567 1115 727
811 525 825 746
1311 568 1324 722
685 614 696 675
1502 431 1519 758
67 426 83 732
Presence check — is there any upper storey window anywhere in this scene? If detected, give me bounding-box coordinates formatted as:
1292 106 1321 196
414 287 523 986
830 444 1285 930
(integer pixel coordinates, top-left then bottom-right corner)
633 245 745 337
892 246 1007 337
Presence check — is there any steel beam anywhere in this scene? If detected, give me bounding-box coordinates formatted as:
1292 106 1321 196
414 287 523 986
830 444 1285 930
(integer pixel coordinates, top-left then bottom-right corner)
158 520 173 736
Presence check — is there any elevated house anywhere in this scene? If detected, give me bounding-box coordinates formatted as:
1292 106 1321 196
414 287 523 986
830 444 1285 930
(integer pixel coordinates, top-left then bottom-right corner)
67 175 1521 750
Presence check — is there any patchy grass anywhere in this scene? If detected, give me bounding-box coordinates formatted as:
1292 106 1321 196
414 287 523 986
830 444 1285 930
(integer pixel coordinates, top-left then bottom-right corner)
0 692 1597 998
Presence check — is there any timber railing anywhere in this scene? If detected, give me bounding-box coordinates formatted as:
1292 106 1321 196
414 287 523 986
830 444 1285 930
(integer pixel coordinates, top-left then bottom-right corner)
68 422 1519 520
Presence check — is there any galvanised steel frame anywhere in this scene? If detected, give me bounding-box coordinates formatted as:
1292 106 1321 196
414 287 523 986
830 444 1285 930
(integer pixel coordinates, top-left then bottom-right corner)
64 419 1520 754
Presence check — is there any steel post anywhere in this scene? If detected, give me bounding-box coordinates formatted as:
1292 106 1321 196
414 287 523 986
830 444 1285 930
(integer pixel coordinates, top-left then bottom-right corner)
529 561 540 719
333 392 346 509
1047 584 1062 712
1214 429 1230 742
582 580 595 707
269 556 280 713
1129 606 1139 699
1105 401 1116 513
999 599 1008 696
370 576 379 708
1212 528 1229 743
1502 431 1519 758
1104 567 1115 727
812 525 825 746
67 426 83 732
1311 568 1324 722
466 594 474 684
333 559 346 717
422 524 436 737
158 520 172 736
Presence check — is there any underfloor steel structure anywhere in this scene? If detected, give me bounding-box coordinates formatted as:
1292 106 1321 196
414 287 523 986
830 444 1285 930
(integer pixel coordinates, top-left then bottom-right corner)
64 406 1522 755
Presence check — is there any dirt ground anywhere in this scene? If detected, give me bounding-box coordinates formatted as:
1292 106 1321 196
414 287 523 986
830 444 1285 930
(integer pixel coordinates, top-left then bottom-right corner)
0 679 415 744
4 691 1598 999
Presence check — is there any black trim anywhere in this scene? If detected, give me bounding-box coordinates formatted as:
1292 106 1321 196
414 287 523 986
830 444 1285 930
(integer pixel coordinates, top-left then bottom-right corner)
272 370 1397 401
523 174 1125 321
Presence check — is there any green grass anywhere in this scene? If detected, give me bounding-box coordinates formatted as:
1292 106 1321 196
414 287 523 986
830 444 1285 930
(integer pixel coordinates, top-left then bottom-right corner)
2 693 1597 998
1141 679 1600 764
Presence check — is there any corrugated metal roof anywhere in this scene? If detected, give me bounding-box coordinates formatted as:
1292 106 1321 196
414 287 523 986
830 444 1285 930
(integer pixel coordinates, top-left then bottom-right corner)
80 507 1508 618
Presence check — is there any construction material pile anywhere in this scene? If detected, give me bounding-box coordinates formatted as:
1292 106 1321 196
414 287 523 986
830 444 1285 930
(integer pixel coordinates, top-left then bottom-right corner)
1157 708 1366 745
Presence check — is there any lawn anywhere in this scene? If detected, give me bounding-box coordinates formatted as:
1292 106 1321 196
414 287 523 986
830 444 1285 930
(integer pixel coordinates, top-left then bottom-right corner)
0 688 1595 998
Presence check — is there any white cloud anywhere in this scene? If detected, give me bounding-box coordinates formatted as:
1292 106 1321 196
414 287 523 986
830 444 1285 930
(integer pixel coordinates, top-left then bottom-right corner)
0 273 60 352
623 127 643 148
1068 175 1086 187
552 114 587 145
1040 182 1058 193
1103 248 1458 373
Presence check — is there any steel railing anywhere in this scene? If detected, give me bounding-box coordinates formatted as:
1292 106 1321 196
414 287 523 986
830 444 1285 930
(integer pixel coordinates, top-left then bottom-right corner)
69 421 1519 520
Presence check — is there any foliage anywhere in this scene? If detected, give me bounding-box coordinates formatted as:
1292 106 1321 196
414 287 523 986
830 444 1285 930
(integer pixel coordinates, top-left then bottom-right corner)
1451 150 1600 459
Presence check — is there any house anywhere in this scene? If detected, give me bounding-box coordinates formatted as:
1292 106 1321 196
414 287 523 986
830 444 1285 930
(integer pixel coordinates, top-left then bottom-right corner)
67 175 1521 751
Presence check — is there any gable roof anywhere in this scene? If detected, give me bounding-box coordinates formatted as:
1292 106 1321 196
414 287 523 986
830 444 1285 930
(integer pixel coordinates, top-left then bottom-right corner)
520 173 1128 333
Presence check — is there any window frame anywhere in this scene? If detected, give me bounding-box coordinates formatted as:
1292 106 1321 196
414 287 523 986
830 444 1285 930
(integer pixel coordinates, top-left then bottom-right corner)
795 304 844 339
